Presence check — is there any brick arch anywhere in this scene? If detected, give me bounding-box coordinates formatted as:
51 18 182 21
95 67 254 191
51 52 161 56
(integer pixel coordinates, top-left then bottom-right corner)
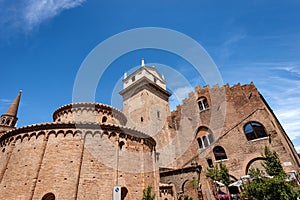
194 126 212 137
22 134 29 142
181 179 190 192
103 131 109 136
8 137 14 145
73 130 82 137
245 157 266 175
15 135 22 143
242 154 264 175
47 131 55 138
109 132 117 138
85 131 93 138
65 130 74 137
56 130 65 137
29 132 37 140
93 130 101 137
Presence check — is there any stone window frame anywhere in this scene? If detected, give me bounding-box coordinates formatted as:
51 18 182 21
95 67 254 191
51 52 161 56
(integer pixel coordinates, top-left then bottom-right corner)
197 96 209 111
243 121 268 141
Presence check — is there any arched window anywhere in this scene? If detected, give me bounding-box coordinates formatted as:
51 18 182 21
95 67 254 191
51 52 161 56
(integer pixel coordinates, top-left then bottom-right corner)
203 136 209 147
197 138 203 149
42 193 55 200
244 122 267 141
213 146 227 161
196 126 213 149
197 97 209 111
102 116 107 123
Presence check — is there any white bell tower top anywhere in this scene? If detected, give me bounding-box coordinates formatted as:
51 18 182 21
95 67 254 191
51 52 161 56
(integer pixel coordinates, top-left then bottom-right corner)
122 59 166 90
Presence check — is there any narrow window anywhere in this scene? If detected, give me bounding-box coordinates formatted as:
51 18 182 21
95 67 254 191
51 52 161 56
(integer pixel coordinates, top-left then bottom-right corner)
213 146 227 161
244 122 267 141
198 101 204 110
132 76 135 82
154 77 157 83
197 138 203 149
207 158 213 167
197 97 209 111
157 111 160 119
141 117 143 122
203 136 209 147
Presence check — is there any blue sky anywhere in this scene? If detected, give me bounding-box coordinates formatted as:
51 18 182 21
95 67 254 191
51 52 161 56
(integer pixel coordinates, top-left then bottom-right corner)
0 0 300 150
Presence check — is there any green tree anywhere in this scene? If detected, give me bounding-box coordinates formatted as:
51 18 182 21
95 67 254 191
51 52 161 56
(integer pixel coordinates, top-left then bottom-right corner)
205 162 231 199
219 162 231 187
142 186 155 200
242 146 299 200
262 146 285 176
184 196 193 200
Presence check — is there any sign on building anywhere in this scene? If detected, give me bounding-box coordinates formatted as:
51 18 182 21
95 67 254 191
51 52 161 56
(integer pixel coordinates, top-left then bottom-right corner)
112 186 121 200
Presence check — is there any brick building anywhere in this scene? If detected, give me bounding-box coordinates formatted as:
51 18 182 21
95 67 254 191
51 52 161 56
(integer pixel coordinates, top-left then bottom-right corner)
0 60 299 200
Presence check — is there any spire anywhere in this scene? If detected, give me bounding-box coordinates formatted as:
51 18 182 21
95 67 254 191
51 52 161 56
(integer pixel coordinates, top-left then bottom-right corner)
0 91 22 128
5 90 22 117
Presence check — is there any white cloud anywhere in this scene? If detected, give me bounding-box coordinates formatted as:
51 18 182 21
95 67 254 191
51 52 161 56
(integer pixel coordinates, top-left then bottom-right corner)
223 33 247 47
218 32 247 60
0 0 86 32
257 64 300 144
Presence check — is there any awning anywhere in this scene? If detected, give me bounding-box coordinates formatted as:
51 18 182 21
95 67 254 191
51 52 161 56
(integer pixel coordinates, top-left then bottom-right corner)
214 180 225 187
229 180 242 187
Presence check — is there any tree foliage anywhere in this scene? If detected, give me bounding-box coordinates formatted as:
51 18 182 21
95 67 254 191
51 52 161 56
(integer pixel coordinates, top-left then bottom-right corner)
242 146 299 200
184 196 193 200
262 146 285 176
206 162 232 199
142 186 155 200
205 162 230 186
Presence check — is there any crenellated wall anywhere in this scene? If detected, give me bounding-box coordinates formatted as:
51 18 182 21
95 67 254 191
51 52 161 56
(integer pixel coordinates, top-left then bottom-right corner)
160 83 300 200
